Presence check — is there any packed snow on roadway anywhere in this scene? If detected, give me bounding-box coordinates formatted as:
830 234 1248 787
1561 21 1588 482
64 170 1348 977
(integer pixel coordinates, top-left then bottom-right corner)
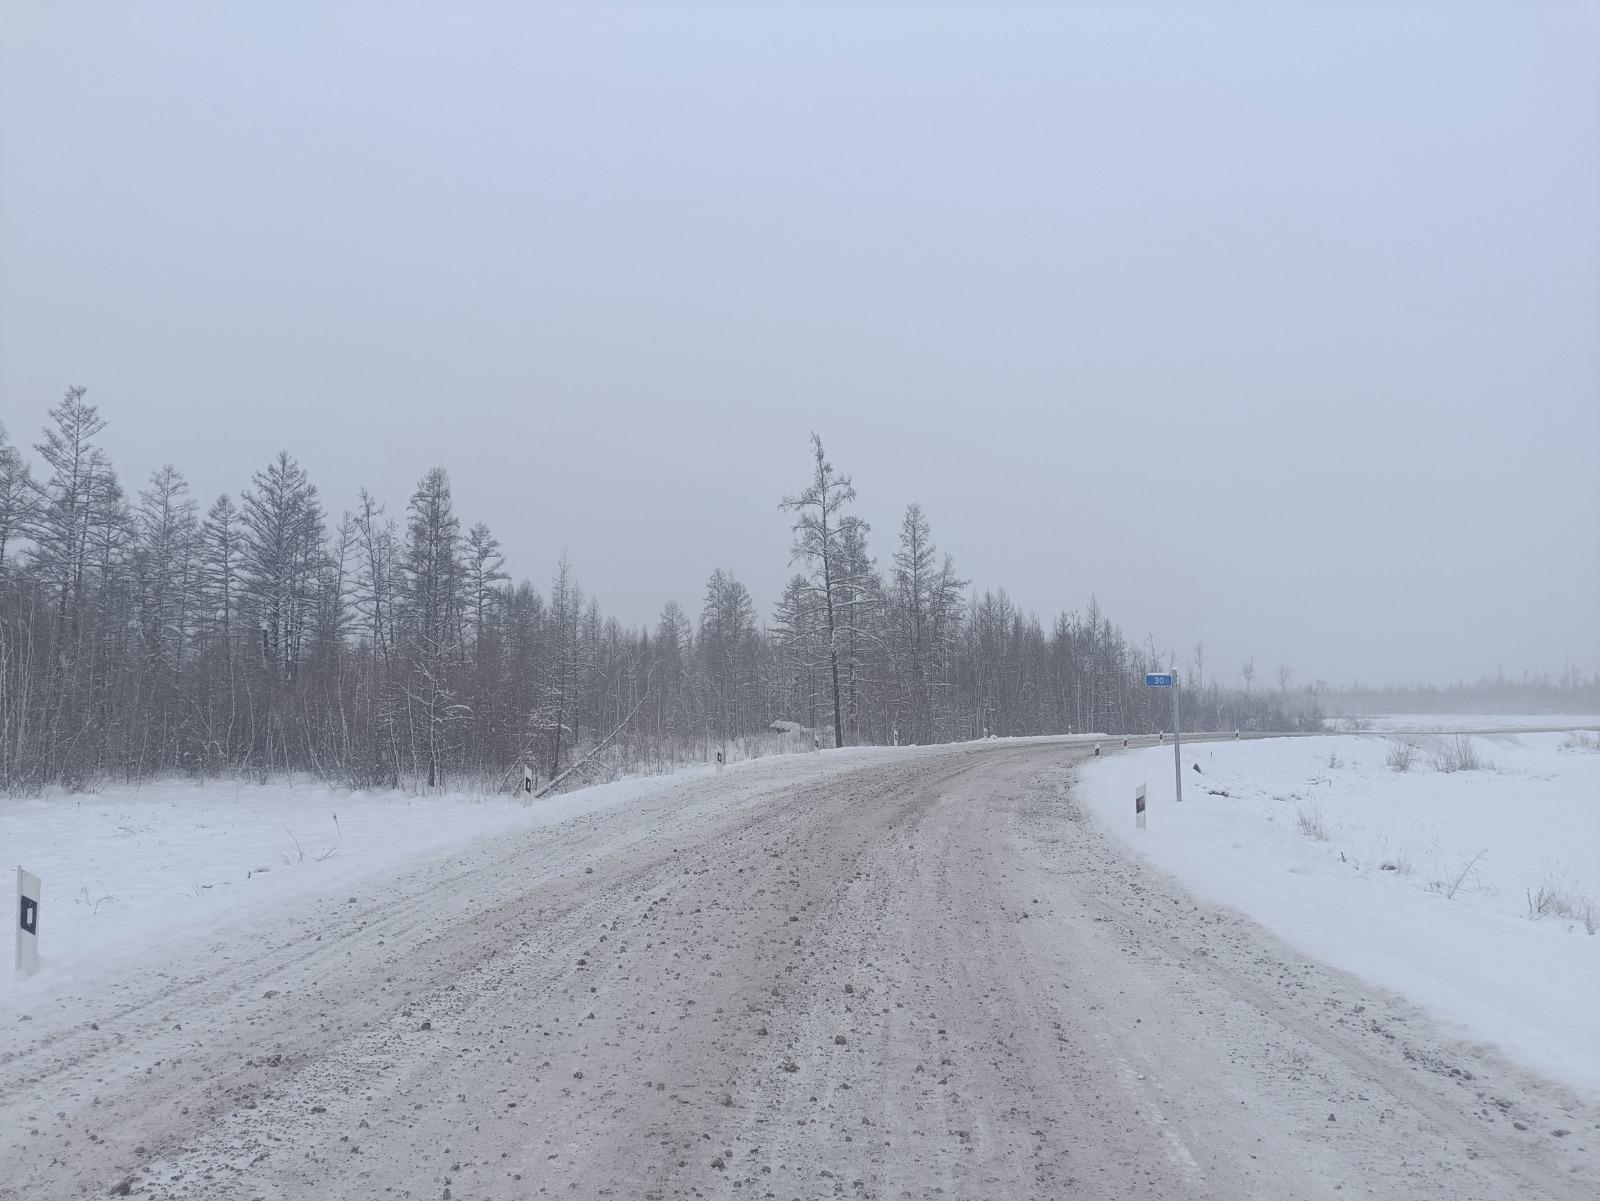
0 737 1102 1014
1077 727 1600 1095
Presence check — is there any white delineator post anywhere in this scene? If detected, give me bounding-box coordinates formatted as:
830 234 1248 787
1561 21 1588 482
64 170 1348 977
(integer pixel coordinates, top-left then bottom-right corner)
1136 783 1147 830
16 867 40 975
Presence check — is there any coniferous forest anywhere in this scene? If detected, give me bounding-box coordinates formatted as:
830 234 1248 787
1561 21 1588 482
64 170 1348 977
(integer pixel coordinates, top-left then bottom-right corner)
0 390 1324 793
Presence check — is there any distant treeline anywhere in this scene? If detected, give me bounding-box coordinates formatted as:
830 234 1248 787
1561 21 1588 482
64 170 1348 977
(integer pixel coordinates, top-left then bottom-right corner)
0 391 1321 794
1320 672 1600 718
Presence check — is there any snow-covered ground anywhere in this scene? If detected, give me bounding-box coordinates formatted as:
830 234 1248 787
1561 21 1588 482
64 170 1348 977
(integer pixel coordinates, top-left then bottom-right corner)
1 738 1106 1012
7 736 1595 1201
1077 729 1600 1094
0 762 771 1008
1335 713 1600 732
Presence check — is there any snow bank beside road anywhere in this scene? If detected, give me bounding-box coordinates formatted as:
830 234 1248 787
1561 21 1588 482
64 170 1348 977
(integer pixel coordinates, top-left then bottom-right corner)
1077 731 1600 1095
1 781 534 1001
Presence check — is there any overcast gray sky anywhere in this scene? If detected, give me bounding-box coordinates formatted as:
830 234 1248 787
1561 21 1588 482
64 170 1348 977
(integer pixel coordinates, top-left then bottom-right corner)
2 1 1596 686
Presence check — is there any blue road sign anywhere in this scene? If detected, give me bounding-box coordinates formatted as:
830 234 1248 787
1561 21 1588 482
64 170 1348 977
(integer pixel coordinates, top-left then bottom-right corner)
1145 673 1176 688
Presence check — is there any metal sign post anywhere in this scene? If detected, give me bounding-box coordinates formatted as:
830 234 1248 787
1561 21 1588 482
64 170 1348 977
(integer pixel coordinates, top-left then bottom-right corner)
1172 675 1182 804
1144 672 1181 803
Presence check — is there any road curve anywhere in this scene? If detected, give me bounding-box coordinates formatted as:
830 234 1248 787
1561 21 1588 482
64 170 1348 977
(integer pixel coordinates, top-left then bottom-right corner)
1 739 1594 1199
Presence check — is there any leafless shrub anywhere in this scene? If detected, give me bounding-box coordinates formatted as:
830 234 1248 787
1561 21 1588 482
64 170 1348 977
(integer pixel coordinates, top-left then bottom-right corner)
64 770 109 795
1560 730 1598 753
1526 874 1597 933
1385 740 1417 772
1431 735 1487 773
1527 882 1564 918
1295 805 1329 841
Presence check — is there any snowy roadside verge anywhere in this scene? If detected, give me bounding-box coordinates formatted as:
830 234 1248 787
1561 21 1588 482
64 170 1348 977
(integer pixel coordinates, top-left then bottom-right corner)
1076 729 1600 1096
2 778 582 1009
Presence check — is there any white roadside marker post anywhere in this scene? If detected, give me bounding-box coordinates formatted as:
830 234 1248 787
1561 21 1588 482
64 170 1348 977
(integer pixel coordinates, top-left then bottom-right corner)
16 867 40 975
1136 783 1147 830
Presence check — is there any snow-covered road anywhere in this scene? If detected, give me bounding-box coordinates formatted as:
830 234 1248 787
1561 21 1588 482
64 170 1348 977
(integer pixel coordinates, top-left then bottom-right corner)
3 739 1595 1200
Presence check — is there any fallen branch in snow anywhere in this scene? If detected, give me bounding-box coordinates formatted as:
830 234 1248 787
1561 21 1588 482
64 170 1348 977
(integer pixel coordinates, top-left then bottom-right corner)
76 884 116 914
1435 847 1489 900
536 678 657 800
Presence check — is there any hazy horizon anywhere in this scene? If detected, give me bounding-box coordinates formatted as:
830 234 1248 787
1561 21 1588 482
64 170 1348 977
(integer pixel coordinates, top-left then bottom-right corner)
3 2 1596 686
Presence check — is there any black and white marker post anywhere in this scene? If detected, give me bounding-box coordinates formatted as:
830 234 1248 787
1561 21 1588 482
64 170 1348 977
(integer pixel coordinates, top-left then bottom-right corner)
1135 783 1147 830
16 867 40 975
1145 671 1182 803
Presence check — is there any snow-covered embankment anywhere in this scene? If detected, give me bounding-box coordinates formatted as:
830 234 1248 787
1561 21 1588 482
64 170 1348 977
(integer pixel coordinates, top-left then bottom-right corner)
1077 729 1600 1094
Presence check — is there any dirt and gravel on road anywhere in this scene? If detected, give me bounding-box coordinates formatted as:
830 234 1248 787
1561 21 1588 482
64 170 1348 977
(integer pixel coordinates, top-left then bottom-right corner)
3 739 1595 1199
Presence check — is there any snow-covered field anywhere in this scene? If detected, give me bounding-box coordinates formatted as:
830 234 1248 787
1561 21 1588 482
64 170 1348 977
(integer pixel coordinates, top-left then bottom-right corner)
1337 713 1600 732
1078 728 1600 1094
